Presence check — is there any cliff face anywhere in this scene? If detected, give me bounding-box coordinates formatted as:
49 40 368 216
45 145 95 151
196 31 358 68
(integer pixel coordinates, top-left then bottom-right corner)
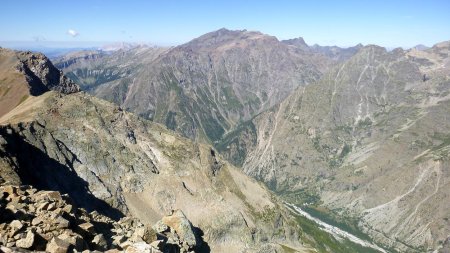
15 50 80 95
0 48 79 117
229 43 450 252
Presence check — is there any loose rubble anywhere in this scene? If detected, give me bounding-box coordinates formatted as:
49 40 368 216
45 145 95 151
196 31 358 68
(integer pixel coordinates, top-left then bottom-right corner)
0 182 201 252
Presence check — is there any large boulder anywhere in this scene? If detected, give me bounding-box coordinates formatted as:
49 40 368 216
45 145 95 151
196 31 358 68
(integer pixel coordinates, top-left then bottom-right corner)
160 209 198 250
46 237 71 253
15 230 35 249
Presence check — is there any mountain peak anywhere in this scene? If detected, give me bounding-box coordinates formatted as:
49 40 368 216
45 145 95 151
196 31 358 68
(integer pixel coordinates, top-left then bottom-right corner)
358 44 387 53
180 28 277 51
282 37 309 51
208 27 259 37
214 27 247 34
433 40 450 49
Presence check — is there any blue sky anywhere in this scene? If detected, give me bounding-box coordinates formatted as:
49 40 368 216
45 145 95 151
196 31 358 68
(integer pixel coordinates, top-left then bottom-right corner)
1 0 449 48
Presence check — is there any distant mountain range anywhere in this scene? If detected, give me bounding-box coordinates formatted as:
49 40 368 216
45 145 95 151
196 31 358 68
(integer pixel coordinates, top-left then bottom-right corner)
53 29 362 145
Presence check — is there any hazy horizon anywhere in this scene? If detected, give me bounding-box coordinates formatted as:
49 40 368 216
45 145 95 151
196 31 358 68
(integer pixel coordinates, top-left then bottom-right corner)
0 27 446 52
1 0 449 49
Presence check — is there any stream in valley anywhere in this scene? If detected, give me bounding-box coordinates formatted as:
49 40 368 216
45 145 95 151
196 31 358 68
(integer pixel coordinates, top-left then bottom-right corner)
285 203 387 253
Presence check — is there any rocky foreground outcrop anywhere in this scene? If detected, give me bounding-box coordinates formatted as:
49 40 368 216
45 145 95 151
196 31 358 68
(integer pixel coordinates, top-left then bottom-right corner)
0 181 203 253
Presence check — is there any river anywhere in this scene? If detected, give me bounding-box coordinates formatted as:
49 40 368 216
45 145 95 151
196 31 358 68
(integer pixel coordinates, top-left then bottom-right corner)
285 203 387 253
